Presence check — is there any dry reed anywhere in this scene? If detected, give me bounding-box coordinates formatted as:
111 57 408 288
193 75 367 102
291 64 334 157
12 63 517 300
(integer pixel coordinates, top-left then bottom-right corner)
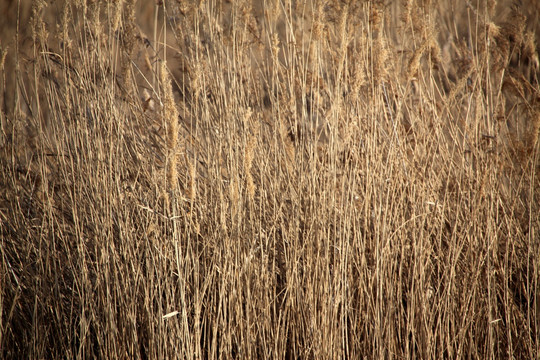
1 0 539 359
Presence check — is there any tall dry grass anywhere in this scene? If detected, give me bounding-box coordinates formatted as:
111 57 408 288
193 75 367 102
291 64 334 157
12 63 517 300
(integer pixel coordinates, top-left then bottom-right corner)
1 0 539 358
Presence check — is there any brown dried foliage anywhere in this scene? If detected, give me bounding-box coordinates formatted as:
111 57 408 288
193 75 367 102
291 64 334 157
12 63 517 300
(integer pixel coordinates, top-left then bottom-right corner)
1 0 539 358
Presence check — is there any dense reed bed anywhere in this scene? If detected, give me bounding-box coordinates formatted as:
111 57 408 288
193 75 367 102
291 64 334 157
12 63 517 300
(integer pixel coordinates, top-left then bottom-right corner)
1 0 539 358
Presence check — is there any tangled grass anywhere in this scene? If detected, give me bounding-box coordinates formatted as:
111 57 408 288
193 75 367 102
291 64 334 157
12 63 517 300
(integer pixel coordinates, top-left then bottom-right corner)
1 0 539 358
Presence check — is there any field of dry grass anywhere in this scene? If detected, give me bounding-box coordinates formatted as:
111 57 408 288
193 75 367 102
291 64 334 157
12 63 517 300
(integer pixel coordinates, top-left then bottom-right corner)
1 0 539 358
